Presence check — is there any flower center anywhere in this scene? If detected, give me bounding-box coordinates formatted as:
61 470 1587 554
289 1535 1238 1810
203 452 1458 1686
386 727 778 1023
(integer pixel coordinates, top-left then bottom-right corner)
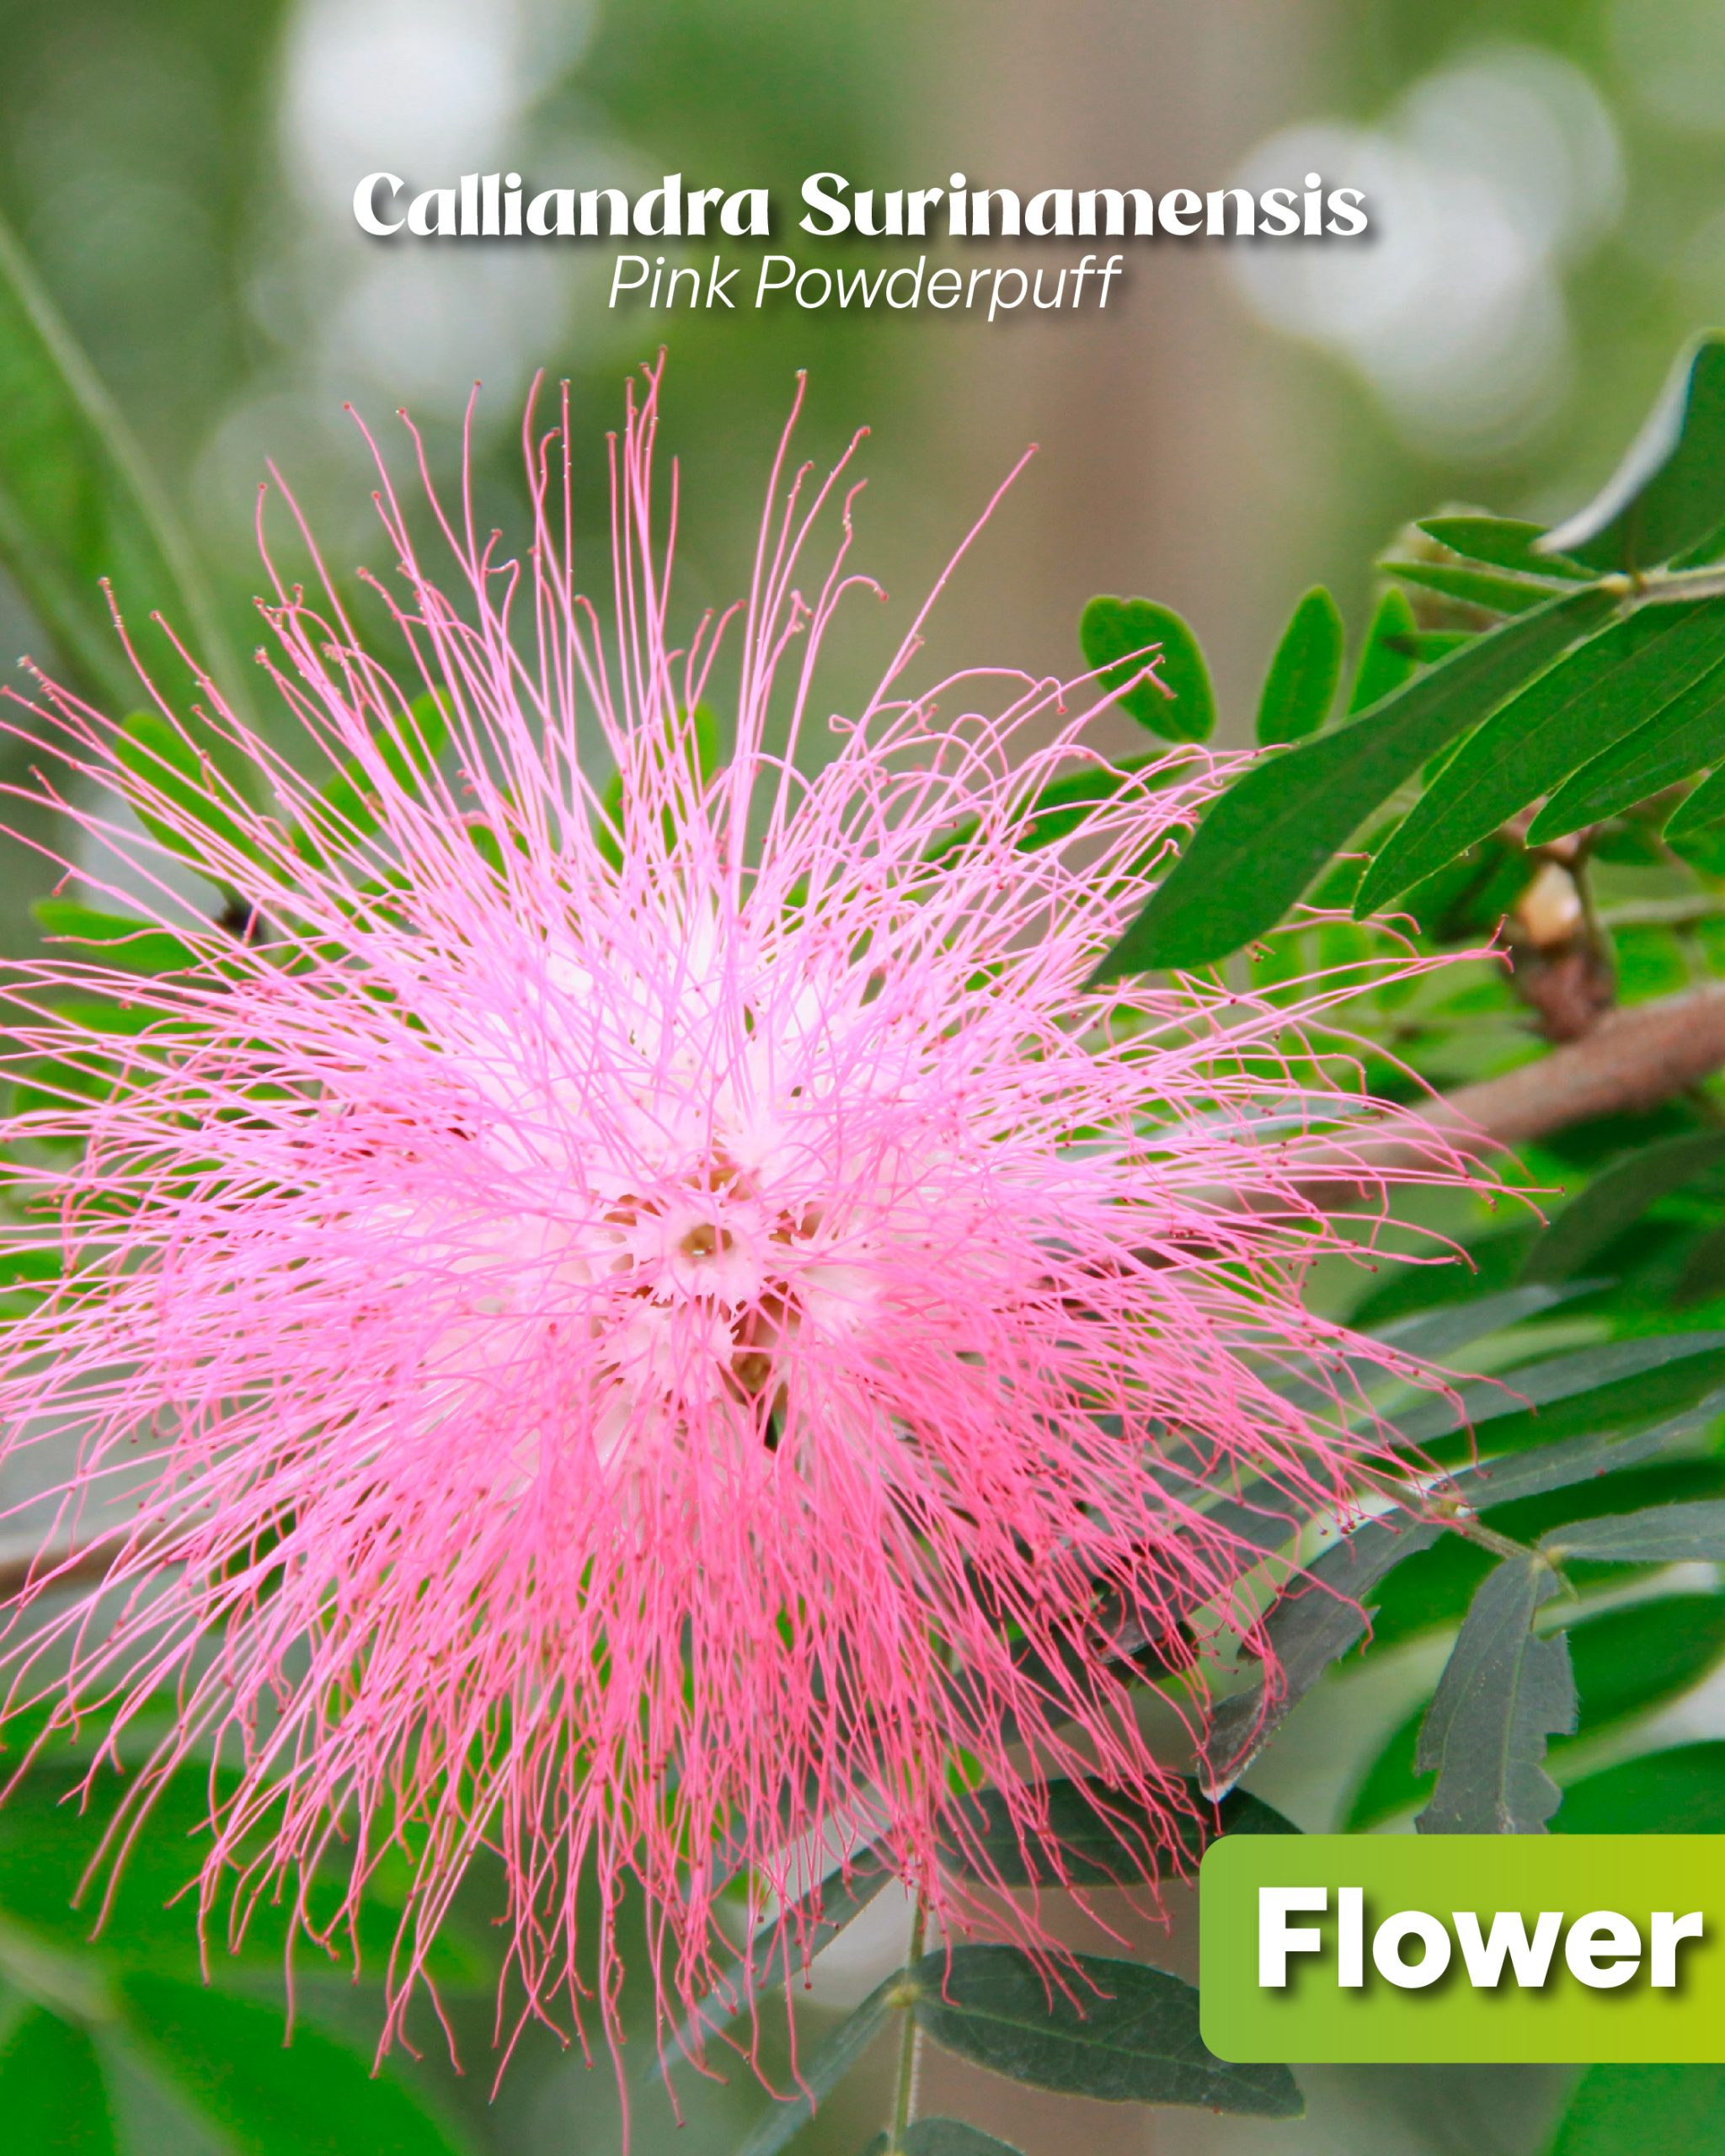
598 1166 827 1415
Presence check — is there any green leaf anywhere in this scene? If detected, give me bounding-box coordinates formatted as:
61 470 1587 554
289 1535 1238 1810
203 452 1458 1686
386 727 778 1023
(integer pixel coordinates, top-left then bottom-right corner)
291 693 455 873
1347 588 1419 716
1080 597 1213 742
1388 1336 1725 1450
1677 1219 1725 1306
0 1758 483 1992
1450 1415 1720 1514
1553 1742 1725 1833
1416 516 1592 581
1548 2064 1725 2156
1092 584 1616 978
375 689 450 789
0 211 243 719
1395 628 1477 664
1530 651 1725 838
1414 1555 1575 1833
1665 760 1725 843
31 899 198 976
908 1947 1299 2116
1542 1498 1725 1563
1014 760 1160 851
0 2009 118 2153
942 1776 1295 1891
1541 334 1725 572
897 2123 1025 2156
1523 1131 1725 1282
1374 1283 1594 1362
118 1975 472 2156
1383 559 1568 616
115 712 261 881
1256 586 1343 745
1357 601 1725 914
734 1977 897 2156
1204 1516 1442 1791
1346 1593 1725 1830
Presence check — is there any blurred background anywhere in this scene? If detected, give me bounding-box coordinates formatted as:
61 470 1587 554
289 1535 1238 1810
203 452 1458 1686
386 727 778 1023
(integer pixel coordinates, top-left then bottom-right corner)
4 0 1719 814
0 1 1717 2150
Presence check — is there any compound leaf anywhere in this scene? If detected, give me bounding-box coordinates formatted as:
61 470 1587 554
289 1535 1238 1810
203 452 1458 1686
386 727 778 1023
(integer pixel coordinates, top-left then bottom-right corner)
1092 584 1614 977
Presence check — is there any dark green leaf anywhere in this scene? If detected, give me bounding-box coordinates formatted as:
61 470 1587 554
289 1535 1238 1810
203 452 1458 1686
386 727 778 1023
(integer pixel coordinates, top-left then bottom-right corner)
31 899 197 976
1256 586 1343 745
862 2125 1028 2156
734 1977 897 2156
1541 334 1725 571
1554 1742 1725 1833
1542 1499 1725 1563
1080 597 1213 742
0 2009 118 2154
1562 1593 1725 1735
1665 760 1725 843
1530 651 1725 838
1374 1283 1594 1362
1252 1282 1589 1432
1205 1516 1442 1790
1416 516 1592 581
1414 1555 1575 1833
1677 1219 1725 1306
1393 628 1476 664
1092 585 1615 978
898 2122 1025 2156
1446 1414 1719 1514
1346 1593 1725 1829
119 1975 471 2155
1548 2064 1725 2156
1523 1131 1725 1282
1399 832 1534 942
908 1947 1299 2116
1382 559 1568 616
942 1776 1295 1891
1357 601 1725 914
1388 1336 1725 1450
1347 588 1418 715
0 211 243 718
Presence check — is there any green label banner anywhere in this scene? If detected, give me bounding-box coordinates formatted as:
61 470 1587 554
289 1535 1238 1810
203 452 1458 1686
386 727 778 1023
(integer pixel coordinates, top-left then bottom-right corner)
1200 1835 1725 2063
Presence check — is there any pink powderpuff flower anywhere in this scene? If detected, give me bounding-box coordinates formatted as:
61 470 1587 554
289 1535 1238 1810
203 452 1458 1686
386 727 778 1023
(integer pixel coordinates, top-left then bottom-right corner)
0 365 1468 2075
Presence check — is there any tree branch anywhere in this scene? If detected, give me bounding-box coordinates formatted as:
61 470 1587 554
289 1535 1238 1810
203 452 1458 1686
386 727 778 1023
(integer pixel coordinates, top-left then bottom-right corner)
1433 980 1725 1149
0 1535 129 1606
